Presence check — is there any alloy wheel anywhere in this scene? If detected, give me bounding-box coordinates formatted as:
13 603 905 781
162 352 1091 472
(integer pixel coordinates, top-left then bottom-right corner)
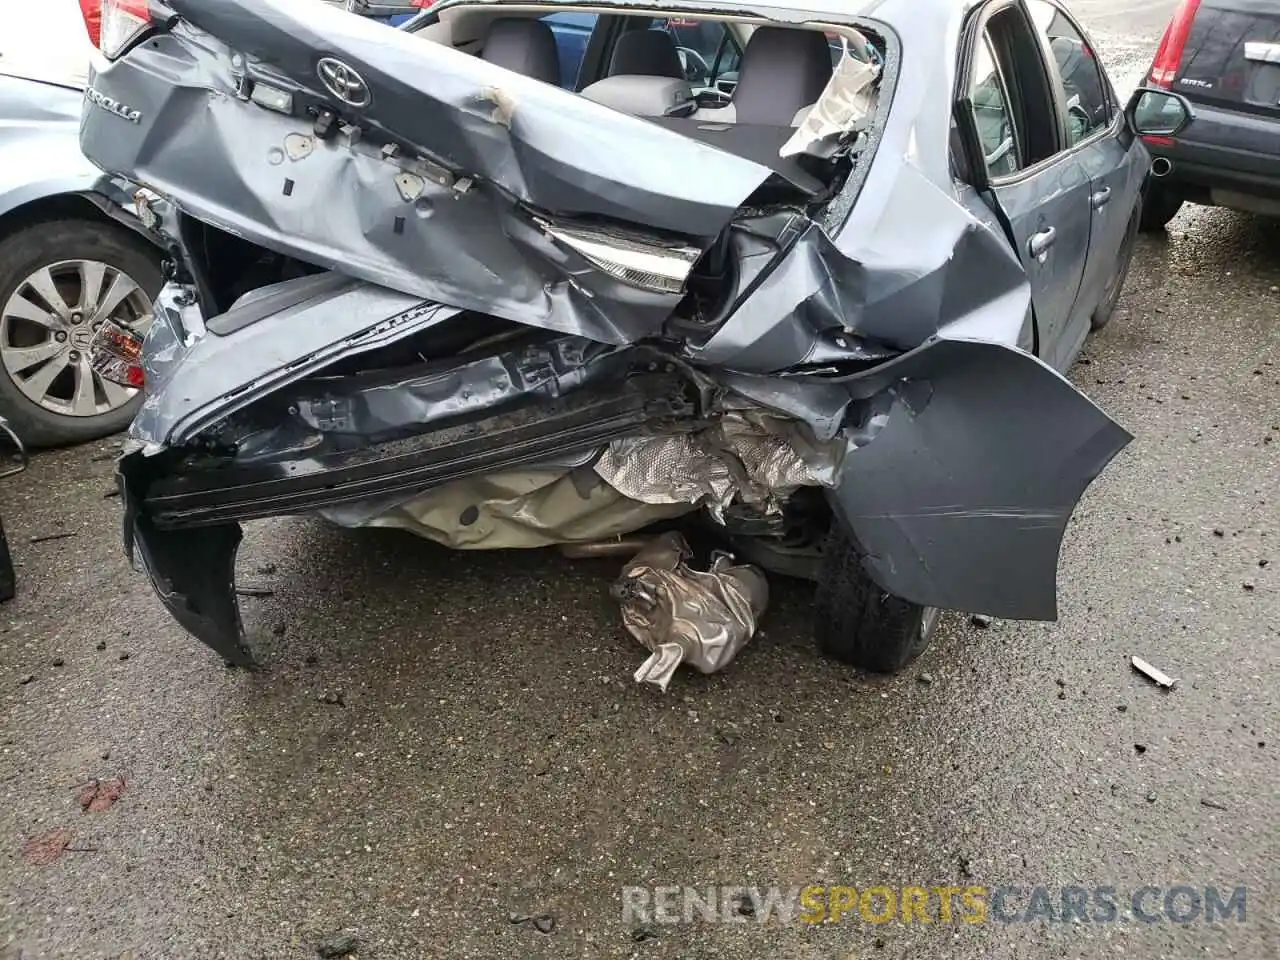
0 259 153 418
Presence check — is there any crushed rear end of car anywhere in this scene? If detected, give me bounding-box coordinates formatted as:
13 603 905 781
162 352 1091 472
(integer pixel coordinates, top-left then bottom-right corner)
80 0 1131 666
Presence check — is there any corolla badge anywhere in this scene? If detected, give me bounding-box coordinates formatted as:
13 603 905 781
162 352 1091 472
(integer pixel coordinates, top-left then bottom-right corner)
317 57 371 108
84 87 142 123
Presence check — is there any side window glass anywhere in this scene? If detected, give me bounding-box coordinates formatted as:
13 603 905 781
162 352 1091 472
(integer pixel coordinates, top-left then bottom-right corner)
970 35 1021 179
1027 0 1110 145
541 12 600 89
655 18 741 94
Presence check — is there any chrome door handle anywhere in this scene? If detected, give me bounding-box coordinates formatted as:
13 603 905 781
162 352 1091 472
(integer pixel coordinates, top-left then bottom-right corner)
1091 187 1113 209
1028 227 1057 261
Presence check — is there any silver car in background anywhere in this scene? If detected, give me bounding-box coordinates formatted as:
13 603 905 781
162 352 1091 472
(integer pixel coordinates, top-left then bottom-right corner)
0 0 163 446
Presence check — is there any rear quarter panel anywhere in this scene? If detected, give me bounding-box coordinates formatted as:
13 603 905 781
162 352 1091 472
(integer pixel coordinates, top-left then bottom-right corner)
0 76 104 222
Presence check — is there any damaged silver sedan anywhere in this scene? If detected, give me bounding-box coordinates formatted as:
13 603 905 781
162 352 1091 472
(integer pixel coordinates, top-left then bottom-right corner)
79 0 1171 672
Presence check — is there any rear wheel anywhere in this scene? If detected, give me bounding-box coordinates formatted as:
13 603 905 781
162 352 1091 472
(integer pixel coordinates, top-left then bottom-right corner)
0 220 162 447
814 521 941 673
1139 185 1183 232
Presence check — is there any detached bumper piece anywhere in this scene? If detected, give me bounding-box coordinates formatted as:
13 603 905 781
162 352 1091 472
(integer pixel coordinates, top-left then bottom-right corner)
122 373 697 665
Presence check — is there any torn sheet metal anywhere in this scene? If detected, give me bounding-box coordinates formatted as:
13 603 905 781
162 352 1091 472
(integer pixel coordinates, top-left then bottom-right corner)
612 533 768 692
695 170 1033 371
215 331 627 460
782 42 879 158
319 465 694 549
594 402 842 521
130 276 463 446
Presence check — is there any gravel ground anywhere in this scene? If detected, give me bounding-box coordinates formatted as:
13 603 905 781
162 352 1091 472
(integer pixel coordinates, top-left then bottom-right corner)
3 3 1278 959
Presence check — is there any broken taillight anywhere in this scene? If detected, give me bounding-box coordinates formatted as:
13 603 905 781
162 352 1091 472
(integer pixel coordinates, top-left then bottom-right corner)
99 0 152 60
91 320 146 389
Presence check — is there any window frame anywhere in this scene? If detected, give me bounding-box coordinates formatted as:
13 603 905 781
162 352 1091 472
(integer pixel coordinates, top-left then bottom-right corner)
1024 0 1122 154
970 33 1024 178
952 0 1074 190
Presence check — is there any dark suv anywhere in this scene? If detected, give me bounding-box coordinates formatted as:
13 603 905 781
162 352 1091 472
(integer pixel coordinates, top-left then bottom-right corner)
1139 0 1280 230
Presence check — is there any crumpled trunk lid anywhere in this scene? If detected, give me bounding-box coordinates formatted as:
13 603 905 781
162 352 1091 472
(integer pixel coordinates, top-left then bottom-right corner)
79 0 778 343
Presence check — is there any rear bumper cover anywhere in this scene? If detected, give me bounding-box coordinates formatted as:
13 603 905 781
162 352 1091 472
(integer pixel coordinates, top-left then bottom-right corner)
1146 103 1280 201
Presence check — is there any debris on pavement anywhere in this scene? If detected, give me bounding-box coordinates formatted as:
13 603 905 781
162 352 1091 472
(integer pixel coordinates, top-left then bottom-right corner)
532 915 557 934
1131 655 1179 689
235 585 275 598
318 691 345 707
611 532 768 692
18 673 34 685
21 828 74 866
970 614 993 628
315 933 359 958
28 531 77 544
509 913 557 934
1200 798 1229 811
75 777 126 813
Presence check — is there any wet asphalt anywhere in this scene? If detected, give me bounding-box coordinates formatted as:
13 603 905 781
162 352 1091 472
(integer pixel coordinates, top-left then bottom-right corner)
2 4 1278 959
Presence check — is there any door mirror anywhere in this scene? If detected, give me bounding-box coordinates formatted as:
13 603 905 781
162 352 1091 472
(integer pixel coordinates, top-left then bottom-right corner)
0 418 26 480
1125 88 1193 138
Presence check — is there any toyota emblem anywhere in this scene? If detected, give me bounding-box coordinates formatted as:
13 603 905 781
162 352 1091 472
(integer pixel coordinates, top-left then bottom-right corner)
317 57 371 108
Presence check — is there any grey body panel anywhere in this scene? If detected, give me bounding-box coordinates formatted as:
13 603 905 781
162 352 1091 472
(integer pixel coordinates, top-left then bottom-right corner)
0 75 143 231
85 0 1142 652
828 337 1131 619
988 152 1093 374
0 73 163 258
1077 118 1148 322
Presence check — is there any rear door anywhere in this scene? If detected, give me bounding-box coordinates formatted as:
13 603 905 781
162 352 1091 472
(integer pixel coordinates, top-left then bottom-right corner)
1174 0 1280 119
960 0 1093 372
1028 0 1145 356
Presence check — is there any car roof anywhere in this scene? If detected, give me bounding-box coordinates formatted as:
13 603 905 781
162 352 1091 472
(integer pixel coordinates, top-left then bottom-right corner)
0 0 96 89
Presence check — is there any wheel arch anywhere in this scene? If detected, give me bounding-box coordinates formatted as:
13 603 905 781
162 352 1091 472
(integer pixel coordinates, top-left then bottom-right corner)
0 183 164 252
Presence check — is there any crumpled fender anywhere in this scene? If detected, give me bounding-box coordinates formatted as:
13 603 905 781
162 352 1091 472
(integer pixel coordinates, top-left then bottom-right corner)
829 337 1132 620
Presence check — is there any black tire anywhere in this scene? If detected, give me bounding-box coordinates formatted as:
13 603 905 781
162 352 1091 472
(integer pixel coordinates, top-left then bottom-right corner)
814 521 940 673
1138 186 1183 232
0 219 163 447
1091 201 1141 332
